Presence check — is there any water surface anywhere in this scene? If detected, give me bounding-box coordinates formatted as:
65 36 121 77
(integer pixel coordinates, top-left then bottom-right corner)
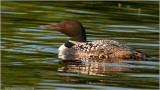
1 1 159 89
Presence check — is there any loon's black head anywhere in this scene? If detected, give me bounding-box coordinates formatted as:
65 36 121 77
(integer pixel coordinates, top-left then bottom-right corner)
40 19 86 42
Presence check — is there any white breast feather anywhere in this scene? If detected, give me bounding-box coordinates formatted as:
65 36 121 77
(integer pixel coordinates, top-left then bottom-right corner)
58 44 69 59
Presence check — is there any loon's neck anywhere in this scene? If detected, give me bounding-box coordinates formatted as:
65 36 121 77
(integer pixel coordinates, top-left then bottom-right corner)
64 40 85 48
64 42 75 48
70 35 87 42
64 30 87 48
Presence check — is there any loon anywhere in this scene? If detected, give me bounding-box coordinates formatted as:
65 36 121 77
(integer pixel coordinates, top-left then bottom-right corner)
40 19 149 60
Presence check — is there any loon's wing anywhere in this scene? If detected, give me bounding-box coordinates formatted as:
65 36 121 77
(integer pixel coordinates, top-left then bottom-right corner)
67 40 147 60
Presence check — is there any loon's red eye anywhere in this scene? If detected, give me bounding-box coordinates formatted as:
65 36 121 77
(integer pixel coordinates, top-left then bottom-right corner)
66 25 69 28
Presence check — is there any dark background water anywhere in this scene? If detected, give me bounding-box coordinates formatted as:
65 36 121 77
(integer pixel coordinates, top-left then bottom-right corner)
1 1 159 89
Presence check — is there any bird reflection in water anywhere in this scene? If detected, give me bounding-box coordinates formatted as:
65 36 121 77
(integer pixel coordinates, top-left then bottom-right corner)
58 58 145 76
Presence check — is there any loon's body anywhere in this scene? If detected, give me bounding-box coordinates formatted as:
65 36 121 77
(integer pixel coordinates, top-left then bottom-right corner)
40 19 148 60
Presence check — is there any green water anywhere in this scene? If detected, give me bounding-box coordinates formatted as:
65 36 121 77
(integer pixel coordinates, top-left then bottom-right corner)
1 1 159 89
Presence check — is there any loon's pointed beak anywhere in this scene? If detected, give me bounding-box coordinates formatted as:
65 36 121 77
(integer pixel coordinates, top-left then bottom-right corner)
40 25 62 31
